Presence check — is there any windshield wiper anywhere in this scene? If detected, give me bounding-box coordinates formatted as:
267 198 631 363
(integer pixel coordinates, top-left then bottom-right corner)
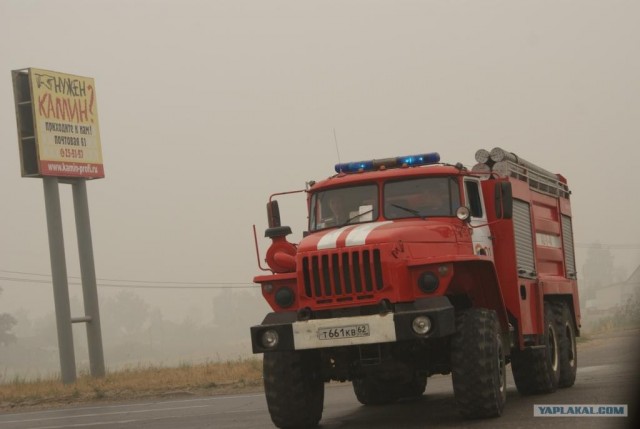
339 209 374 227
390 203 427 220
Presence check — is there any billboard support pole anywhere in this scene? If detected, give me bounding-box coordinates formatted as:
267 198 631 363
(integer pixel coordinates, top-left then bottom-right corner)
13 68 107 383
72 179 105 378
43 176 77 384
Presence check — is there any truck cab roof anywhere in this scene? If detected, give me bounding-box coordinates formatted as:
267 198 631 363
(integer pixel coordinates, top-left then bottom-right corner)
310 164 466 192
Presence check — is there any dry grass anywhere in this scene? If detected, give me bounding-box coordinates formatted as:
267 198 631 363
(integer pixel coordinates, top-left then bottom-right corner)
0 358 263 410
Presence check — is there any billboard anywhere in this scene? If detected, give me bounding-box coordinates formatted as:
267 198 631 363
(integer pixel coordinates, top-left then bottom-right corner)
12 68 105 179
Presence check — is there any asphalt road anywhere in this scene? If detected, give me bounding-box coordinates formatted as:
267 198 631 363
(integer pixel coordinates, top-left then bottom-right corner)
1 329 637 429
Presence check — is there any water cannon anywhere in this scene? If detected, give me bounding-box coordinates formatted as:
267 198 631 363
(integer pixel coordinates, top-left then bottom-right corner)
335 152 440 174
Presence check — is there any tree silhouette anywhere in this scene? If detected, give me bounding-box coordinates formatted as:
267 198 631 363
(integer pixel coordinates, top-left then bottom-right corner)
102 290 150 337
0 287 17 346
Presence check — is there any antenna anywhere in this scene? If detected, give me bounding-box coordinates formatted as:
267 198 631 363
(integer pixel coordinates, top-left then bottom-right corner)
333 128 342 172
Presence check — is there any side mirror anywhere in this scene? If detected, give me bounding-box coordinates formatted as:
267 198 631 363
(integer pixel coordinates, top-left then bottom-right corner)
267 200 281 228
495 182 513 219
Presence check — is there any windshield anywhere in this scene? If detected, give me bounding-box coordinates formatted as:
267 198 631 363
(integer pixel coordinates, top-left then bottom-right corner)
310 185 378 231
384 177 460 219
309 177 460 231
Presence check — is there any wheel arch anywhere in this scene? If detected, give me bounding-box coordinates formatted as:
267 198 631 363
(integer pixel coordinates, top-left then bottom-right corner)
448 260 510 334
544 294 580 336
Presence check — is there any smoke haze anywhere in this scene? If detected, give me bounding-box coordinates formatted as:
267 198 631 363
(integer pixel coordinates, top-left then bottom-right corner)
1 0 639 377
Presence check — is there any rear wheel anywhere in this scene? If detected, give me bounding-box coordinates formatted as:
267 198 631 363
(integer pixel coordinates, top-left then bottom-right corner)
558 303 577 388
511 302 561 395
451 308 507 418
263 350 324 428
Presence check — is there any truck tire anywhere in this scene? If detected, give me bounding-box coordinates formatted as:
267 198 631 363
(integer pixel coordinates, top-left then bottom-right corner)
451 308 507 418
352 377 400 405
263 350 324 428
511 302 561 395
557 302 577 388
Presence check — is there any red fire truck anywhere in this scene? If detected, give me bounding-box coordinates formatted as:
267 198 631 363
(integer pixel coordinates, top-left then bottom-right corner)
250 148 580 428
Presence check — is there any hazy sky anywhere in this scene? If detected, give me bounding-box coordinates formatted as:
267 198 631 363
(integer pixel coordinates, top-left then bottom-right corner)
1 0 639 324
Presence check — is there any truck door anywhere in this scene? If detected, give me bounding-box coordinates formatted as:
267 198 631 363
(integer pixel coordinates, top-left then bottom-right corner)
463 178 494 259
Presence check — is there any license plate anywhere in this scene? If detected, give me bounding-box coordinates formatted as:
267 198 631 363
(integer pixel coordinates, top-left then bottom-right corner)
317 324 370 340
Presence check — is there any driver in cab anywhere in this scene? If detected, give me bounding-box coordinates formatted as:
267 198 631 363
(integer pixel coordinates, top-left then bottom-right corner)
326 195 348 226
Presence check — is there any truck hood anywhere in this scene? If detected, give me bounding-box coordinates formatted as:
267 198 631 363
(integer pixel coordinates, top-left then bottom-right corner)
298 220 458 253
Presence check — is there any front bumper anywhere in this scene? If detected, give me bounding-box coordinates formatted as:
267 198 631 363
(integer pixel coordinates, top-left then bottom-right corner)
250 296 455 353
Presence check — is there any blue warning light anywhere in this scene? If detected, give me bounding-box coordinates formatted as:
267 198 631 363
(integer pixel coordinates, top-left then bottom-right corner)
335 152 440 173
334 160 375 173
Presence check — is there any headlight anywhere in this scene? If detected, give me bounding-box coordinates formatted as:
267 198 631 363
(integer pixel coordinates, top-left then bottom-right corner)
456 206 470 221
412 316 432 335
261 330 279 348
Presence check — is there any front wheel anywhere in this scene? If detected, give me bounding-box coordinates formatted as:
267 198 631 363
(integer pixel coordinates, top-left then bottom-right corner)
451 308 507 418
263 350 324 428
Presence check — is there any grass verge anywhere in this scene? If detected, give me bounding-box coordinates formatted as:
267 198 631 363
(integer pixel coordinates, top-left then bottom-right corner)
0 358 263 411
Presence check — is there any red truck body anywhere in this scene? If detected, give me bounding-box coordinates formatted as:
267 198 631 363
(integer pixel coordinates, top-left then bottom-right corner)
250 149 580 428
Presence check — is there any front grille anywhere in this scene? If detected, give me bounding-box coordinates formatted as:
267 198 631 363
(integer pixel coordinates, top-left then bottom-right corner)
302 249 383 302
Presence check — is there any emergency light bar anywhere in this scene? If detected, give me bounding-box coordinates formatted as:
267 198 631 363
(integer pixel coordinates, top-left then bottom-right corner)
335 152 440 173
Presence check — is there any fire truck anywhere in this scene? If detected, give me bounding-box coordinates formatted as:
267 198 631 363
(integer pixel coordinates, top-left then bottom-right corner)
250 148 580 428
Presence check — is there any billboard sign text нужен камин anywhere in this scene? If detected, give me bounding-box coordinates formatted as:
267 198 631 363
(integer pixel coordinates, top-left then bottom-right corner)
12 68 105 179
